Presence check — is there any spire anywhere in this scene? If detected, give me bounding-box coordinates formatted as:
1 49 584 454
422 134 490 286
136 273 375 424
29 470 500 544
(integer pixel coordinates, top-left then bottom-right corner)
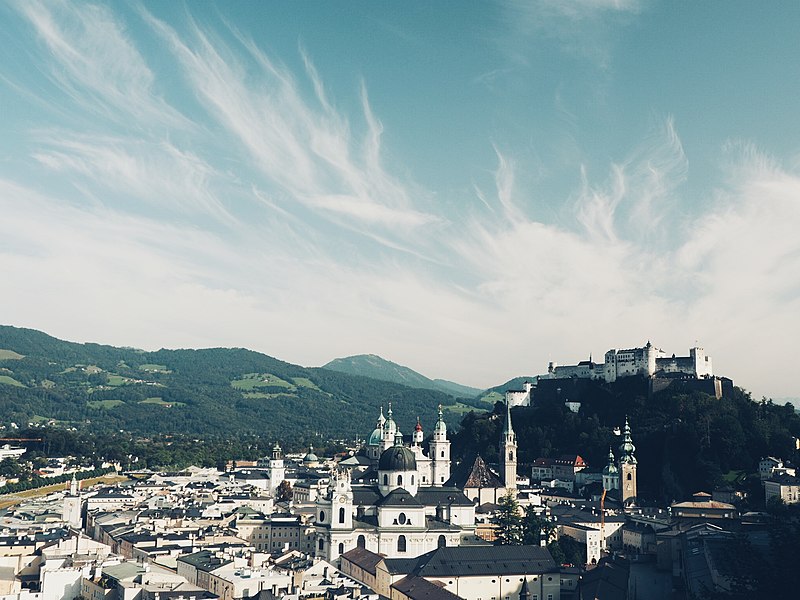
603 446 618 476
394 430 404 446
377 406 386 428
434 404 447 433
519 578 530 600
503 400 516 442
69 474 78 496
415 416 423 432
619 416 637 464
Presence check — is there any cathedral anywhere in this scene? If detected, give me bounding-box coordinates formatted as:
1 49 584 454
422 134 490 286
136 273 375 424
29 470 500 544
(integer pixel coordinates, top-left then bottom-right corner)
312 405 477 564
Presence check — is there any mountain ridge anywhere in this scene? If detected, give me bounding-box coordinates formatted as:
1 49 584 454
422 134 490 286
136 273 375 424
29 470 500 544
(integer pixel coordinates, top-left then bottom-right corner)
322 353 483 398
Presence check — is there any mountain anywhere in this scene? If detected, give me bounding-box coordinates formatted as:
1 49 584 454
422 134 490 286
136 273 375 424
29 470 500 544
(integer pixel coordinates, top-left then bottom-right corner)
0 326 477 445
322 354 482 398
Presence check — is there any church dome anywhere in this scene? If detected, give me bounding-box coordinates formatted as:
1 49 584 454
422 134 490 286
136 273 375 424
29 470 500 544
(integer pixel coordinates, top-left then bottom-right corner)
368 427 383 446
303 446 319 465
378 446 417 471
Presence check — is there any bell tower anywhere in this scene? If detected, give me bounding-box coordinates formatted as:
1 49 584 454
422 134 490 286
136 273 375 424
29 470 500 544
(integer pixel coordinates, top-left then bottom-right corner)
618 417 637 505
429 405 451 485
501 401 517 490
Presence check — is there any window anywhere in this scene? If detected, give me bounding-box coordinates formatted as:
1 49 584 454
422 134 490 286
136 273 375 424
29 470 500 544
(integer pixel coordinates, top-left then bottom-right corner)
411 475 415 485
338 542 344 555
398 512 407 524
441 451 445 458
318 539 324 550
319 510 326 522
398 535 407 553
398 475 403 486
627 473 632 481
438 535 446 548
339 507 345 523
383 474 389 485
357 535 365 549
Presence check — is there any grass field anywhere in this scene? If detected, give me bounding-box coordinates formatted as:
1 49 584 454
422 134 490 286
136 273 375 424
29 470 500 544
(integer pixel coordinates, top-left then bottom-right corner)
0 349 24 360
243 391 296 400
0 473 128 510
0 375 25 387
292 377 321 391
139 364 171 373
87 400 126 409
479 391 504 404
232 373 295 391
443 402 487 415
139 397 185 407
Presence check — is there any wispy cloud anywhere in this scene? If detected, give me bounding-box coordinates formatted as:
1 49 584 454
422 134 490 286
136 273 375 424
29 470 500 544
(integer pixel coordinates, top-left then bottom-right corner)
497 0 642 68
143 10 437 252
14 0 187 129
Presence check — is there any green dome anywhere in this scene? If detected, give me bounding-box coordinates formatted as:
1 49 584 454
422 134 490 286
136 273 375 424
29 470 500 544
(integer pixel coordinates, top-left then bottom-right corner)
368 427 383 446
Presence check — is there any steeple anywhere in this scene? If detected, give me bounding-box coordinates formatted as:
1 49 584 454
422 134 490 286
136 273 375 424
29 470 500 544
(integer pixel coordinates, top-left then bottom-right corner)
618 417 638 505
429 405 451 485
501 401 518 490
503 399 516 444
619 416 637 464
413 416 424 445
519 578 530 600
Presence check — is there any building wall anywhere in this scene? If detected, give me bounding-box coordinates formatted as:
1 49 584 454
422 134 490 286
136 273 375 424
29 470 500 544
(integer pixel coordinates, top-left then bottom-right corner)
426 573 561 600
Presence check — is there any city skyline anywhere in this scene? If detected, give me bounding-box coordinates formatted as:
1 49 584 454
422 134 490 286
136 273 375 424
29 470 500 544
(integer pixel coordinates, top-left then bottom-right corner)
1 1 798 399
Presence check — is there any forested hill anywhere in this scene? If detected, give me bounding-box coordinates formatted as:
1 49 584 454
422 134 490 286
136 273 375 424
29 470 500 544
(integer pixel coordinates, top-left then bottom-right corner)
451 376 800 504
323 354 482 397
0 326 472 445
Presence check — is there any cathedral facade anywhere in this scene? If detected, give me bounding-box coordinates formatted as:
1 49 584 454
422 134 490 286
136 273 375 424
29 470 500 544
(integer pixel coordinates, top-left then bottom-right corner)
312 406 476 564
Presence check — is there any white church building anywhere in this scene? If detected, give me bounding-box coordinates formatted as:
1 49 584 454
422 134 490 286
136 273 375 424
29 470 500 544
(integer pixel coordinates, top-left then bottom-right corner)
312 406 477 564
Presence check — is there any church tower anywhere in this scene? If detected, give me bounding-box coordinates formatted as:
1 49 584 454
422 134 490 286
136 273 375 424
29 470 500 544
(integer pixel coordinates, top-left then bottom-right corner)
618 417 637 505
429 405 451 485
328 468 353 530
62 475 81 528
382 404 398 452
602 446 620 492
501 401 518 490
269 442 285 494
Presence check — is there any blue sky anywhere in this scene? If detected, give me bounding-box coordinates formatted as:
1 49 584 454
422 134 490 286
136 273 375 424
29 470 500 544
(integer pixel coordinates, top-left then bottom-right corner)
1 1 799 400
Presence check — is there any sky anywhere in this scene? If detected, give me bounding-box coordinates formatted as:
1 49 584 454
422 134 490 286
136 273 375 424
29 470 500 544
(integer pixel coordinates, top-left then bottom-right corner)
0 1 799 400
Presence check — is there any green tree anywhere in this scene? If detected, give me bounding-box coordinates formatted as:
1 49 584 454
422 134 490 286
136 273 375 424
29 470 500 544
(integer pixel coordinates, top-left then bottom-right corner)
492 491 523 545
276 480 293 502
521 505 555 546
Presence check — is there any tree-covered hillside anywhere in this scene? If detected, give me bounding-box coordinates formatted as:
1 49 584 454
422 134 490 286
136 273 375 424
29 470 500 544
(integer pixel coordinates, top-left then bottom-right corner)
322 354 482 397
452 377 800 503
0 326 463 446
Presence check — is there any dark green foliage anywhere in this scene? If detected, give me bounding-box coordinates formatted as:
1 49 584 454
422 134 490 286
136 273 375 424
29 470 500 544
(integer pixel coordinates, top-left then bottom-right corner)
491 491 523 545
0 326 460 446
452 378 800 503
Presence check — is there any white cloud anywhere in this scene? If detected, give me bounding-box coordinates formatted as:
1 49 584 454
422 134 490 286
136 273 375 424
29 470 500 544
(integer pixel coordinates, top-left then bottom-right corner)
15 0 187 129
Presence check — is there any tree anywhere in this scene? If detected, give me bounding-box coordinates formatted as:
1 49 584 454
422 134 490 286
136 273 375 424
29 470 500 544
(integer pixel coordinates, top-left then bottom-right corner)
492 491 523 545
521 505 555 546
276 480 293 502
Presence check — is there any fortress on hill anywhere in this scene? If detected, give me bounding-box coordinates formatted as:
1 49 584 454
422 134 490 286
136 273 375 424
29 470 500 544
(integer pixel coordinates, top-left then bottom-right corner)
547 341 712 383
507 341 731 407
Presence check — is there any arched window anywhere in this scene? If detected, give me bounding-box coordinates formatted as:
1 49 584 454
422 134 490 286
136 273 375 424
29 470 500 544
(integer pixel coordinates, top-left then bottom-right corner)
318 539 324 551
357 535 366 549
440 450 445 458
438 535 446 548
398 474 403 486
397 535 407 553
509 451 514 461
411 474 415 485
338 542 344 555
339 507 345 523
383 474 388 485
398 512 406 525
319 510 326 522
627 473 632 481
